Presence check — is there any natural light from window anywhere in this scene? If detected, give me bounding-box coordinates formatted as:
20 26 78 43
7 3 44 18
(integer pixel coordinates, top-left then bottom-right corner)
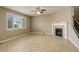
7 13 26 30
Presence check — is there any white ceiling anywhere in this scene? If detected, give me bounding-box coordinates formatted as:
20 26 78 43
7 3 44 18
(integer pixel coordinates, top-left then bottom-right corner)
4 6 69 16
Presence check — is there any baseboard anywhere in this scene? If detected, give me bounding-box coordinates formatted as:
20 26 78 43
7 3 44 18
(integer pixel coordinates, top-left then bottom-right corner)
45 33 53 35
0 32 31 43
68 38 79 49
30 32 53 35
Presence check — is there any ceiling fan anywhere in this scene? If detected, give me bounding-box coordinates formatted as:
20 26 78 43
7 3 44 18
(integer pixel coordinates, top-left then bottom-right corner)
31 7 46 14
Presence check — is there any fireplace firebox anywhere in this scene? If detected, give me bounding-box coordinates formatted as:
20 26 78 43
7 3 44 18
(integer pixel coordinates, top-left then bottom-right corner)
55 28 62 37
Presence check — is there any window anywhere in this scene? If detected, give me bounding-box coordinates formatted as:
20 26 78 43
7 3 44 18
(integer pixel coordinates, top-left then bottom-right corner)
7 14 13 29
7 13 26 30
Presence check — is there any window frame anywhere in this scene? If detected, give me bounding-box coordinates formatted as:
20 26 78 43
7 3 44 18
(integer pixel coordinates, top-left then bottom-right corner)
6 13 26 30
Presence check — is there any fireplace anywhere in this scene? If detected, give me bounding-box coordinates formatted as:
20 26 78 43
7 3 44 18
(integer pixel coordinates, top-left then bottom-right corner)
55 28 62 37
52 22 67 39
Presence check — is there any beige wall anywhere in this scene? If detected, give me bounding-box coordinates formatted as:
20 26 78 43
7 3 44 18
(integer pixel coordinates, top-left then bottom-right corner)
32 7 79 48
32 15 51 33
32 7 71 34
51 7 72 39
0 7 31 41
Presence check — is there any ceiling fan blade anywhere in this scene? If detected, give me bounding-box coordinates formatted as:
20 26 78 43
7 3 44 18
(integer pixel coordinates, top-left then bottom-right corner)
41 9 46 11
40 11 44 13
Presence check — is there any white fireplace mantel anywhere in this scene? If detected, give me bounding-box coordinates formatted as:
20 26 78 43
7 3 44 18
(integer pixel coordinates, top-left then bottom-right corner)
52 22 67 39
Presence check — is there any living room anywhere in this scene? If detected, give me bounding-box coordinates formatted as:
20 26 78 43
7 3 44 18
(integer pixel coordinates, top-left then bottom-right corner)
0 6 79 52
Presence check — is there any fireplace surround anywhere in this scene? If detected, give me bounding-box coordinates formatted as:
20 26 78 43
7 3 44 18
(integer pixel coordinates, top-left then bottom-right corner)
52 22 67 39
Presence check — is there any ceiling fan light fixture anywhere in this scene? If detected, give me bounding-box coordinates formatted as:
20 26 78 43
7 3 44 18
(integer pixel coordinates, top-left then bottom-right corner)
31 7 46 15
36 11 41 14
